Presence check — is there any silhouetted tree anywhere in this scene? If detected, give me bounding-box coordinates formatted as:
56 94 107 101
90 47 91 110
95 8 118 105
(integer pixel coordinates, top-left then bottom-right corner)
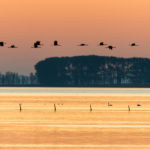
0 72 39 86
35 55 150 87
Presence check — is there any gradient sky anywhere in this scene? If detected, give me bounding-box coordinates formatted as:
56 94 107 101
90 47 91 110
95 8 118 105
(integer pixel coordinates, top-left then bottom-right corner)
0 0 150 75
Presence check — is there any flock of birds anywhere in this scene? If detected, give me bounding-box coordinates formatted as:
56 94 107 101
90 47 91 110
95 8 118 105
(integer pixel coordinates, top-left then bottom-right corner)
107 102 141 112
0 41 139 50
18 102 141 112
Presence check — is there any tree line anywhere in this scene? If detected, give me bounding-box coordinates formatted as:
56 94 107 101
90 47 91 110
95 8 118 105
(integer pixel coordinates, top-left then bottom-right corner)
0 72 38 86
35 55 150 87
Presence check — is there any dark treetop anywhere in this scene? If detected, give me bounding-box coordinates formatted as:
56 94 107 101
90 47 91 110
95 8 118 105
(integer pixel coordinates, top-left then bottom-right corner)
35 55 150 87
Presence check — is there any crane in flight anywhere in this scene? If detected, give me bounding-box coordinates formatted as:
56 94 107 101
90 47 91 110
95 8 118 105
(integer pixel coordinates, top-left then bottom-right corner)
33 43 40 48
54 40 61 46
106 45 116 50
78 43 88 46
130 43 139 47
0 41 6 47
99 42 107 46
35 41 42 46
32 41 42 48
8 45 18 48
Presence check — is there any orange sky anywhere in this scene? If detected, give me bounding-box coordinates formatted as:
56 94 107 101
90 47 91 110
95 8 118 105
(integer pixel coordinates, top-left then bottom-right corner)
0 0 150 74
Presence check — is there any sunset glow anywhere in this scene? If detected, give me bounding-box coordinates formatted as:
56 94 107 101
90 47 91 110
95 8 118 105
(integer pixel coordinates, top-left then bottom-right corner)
0 0 150 74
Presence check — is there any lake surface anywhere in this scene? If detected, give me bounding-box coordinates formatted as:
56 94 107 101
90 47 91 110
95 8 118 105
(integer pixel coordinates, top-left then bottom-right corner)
0 87 149 96
0 88 150 149
0 95 150 150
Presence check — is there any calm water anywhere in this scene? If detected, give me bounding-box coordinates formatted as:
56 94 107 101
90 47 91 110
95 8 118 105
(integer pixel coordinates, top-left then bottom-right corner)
0 89 149 150
0 87 149 96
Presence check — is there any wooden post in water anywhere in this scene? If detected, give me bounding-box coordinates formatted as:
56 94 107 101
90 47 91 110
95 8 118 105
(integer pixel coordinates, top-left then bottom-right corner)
90 104 92 112
54 104 56 112
19 104 22 112
128 105 130 112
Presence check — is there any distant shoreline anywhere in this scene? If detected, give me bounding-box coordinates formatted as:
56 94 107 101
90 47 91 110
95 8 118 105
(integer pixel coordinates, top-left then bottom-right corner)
1 85 150 88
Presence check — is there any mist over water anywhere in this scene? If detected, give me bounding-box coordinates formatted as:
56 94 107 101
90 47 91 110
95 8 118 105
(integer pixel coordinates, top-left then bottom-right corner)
0 88 150 96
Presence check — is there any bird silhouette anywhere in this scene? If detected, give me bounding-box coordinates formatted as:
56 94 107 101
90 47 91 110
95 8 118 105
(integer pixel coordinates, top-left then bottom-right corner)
137 104 141 107
32 41 42 48
34 43 40 48
130 43 139 47
78 43 88 46
8 45 17 48
108 102 112 106
0 42 6 47
54 40 61 46
35 41 41 46
106 45 116 50
99 42 107 46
